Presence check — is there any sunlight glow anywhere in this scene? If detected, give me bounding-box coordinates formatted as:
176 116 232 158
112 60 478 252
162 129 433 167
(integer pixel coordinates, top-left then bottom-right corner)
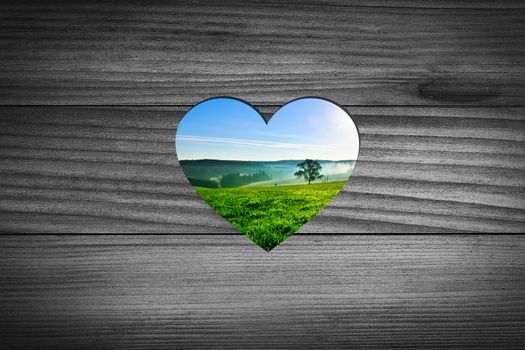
176 97 359 161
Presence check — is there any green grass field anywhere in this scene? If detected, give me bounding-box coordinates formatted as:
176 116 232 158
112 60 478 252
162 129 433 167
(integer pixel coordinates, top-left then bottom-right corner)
194 181 346 251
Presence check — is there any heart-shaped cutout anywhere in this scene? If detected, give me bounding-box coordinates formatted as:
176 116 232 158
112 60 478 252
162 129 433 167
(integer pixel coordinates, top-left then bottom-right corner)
176 97 359 250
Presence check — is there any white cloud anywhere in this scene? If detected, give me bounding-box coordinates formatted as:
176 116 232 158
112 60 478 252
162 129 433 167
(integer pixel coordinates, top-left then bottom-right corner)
177 135 352 151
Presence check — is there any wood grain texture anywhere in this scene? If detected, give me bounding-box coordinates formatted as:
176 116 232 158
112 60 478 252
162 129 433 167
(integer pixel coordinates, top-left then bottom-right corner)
1 1 525 348
1 0 524 105
1 106 523 233
0 235 524 349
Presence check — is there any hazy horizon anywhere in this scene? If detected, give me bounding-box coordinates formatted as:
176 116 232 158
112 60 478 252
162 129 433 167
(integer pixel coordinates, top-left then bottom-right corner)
176 97 360 162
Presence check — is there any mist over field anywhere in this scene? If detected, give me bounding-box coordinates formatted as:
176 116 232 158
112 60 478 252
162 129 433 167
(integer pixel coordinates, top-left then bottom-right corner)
180 159 356 188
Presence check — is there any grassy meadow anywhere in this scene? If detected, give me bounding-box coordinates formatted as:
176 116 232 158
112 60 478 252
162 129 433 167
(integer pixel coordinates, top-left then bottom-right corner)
194 181 346 251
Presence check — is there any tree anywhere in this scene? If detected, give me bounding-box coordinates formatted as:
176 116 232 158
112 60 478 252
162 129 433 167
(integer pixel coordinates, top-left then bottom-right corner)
294 159 323 184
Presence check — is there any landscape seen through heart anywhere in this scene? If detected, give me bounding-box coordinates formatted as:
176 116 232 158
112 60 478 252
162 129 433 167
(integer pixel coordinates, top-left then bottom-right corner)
176 97 359 250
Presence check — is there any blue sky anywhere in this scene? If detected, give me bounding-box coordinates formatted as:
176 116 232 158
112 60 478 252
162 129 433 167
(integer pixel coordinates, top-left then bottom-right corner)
176 97 359 161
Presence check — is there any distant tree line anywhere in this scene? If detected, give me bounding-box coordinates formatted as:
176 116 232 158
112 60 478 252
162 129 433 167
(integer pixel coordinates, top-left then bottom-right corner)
187 177 219 188
220 171 271 188
187 171 271 188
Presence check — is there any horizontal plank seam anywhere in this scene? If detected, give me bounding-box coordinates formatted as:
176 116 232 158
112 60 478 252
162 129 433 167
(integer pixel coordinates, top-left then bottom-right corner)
0 203 507 232
1 190 523 220
1 147 523 165
1 169 522 190
2 104 525 108
2 155 523 174
1 182 522 211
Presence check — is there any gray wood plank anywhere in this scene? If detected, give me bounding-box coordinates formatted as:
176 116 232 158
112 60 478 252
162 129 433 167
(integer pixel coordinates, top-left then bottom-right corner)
1 106 523 233
1 2 524 349
1 1 524 105
0 235 524 349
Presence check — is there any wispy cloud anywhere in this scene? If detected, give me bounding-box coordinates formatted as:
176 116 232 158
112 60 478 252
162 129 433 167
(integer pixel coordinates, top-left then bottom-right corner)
249 130 298 139
177 135 352 151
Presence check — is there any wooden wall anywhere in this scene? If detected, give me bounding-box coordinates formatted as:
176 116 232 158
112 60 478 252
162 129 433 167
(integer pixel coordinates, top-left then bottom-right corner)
0 1 524 348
